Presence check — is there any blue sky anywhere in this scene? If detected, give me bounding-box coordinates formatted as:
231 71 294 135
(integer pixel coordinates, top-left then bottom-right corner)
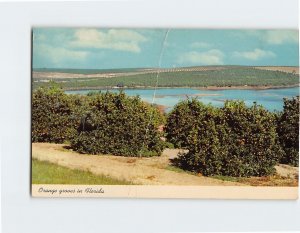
32 28 299 69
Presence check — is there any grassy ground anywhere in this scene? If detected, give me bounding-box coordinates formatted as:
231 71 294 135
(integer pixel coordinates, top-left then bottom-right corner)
165 165 195 175
166 165 298 186
32 159 131 185
211 175 298 186
32 143 298 186
32 143 241 186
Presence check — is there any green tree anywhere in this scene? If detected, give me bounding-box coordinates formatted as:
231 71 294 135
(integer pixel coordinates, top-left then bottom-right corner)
32 85 77 143
168 99 282 177
277 96 299 166
70 91 165 157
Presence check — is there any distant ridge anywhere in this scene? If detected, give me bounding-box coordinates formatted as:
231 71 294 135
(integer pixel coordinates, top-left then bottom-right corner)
33 65 299 75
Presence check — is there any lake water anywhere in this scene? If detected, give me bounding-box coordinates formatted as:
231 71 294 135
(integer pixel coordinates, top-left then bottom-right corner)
66 87 299 112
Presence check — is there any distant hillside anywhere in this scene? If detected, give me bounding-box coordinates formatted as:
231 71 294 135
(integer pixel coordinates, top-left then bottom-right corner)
33 67 145 74
32 66 299 90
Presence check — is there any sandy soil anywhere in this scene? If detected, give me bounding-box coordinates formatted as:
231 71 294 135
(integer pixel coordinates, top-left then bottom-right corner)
254 66 299 74
32 143 243 186
275 164 299 178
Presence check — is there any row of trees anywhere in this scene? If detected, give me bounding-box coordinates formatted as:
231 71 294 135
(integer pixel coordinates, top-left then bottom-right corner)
165 99 297 177
32 85 165 157
32 85 299 177
33 68 299 90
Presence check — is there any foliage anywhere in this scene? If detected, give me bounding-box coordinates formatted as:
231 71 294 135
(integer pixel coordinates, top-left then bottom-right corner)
165 99 212 148
221 101 283 176
70 91 165 157
168 99 283 177
32 84 77 143
277 96 299 166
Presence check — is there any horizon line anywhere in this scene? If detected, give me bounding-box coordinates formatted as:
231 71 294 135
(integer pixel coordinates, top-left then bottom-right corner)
33 65 300 70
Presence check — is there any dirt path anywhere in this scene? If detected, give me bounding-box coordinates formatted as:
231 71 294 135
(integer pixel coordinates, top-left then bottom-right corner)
275 164 299 178
32 143 243 186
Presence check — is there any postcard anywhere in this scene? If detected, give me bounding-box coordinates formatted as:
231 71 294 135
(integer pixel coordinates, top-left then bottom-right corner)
31 28 299 199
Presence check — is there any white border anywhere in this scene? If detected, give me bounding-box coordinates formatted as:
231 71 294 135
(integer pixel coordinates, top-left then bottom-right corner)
1 1 299 232
31 185 298 199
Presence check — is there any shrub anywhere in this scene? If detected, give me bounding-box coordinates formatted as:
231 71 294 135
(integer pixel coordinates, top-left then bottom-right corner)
165 99 209 148
171 103 231 175
32 85 78 143
220 101 283 176
168 100 282 177
277 96 299 166
70 91 165 157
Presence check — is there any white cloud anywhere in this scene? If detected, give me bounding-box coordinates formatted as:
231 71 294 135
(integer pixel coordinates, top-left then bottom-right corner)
69 29 147 53
177 49 224 65
190 42 211 49
36 44 88 64
233 48 276 60
33 32 46 41
262 30 298 45
234 30 298 45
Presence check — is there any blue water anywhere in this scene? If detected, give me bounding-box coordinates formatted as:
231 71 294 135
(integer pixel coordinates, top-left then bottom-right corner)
66 87 299 112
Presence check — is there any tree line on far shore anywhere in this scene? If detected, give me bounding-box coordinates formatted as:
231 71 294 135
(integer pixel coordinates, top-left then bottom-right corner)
32 67 299 90
32 85 299 177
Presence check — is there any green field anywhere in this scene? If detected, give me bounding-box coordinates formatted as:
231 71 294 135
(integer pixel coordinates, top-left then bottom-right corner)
32 159 131 185
32 67 299 90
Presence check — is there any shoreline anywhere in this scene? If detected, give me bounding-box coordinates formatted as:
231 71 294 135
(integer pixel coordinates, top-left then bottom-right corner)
63 84 300 92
